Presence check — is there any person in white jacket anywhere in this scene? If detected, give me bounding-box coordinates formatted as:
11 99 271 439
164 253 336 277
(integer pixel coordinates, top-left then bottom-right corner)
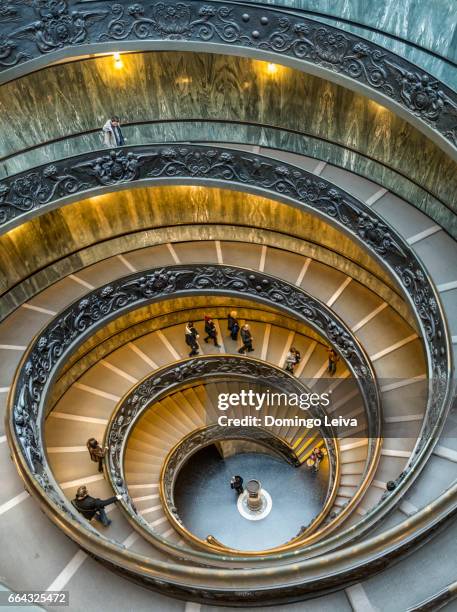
102 116 126 148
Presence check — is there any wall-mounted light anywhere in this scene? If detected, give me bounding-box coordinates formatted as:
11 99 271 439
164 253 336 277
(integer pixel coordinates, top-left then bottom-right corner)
113 52 123 69
175 76 192 85
267 63 278 74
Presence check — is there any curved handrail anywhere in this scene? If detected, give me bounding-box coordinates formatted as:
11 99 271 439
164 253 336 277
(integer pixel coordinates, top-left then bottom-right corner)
103 355 345 556
7 263 380 565
158 422 337 553
0 119 448 222
238 1 457 70
0 1 457 157
2 143 450 471
7 399 457 606
407 579 457 612
5 145 452 561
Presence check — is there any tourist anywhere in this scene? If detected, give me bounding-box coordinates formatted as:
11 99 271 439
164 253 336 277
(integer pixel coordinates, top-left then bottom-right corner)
313 446 325 469
230 475 244 495
102 116 126 148
72 485 121 526
185 321 200 357
86 438 107 473
327 348 339 376
227 310 240 341
204 315 221 347
238 324 254 354
284 347 301 374
307 447 325 472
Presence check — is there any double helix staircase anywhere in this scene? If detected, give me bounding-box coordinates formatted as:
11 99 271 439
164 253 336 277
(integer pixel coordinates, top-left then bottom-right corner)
1 21 457 605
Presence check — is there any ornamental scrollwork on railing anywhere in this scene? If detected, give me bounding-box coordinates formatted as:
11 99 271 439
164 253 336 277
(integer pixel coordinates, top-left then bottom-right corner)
159 423 320 524
5 145 450 460
103 356 340 549
0 164 88 223
105 355 340 492
1 2 457 148
11 264 377 523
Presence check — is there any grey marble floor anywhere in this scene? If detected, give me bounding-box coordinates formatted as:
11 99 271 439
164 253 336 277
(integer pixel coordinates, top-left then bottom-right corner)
174 447 328 551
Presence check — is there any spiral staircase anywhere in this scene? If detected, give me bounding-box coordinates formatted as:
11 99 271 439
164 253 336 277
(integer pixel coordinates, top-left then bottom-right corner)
1 2 457 611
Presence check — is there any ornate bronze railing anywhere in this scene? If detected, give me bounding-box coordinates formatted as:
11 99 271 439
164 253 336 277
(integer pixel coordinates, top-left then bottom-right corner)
3 152 453 598
5 152 453 563
159 422 337 552
0 1 456 156
8 264 381 563
103 355 344 555
3 143 450 481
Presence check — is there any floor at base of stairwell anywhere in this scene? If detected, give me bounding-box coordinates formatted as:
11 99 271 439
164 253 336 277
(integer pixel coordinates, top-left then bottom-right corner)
174 447 328 550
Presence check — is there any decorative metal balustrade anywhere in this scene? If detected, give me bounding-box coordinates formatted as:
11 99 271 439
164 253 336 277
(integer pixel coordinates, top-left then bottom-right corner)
4 147 454 598
0 2 455 601
103 355 343 555
0 1 456 155
3 144 451 473
159 423 334 552
7 263 385 568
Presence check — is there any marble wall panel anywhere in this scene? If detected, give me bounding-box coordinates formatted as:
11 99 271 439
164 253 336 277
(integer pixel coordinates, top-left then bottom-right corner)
0 186 392 299
1 53 456 216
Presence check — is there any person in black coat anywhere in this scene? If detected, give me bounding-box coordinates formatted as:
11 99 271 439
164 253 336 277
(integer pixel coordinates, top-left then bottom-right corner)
238 324 254 353
185 321 200 356
227 310 240 341
73 485 120 526
204 315 221 347
230 475 244 495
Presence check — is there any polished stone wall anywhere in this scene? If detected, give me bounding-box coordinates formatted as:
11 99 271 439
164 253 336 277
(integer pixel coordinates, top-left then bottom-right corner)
3 121 451 238
249 0 457 66
0 186 395 300
1 52 456 219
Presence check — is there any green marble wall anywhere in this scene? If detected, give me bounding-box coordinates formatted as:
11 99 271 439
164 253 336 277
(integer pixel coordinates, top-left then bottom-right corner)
0 186 399 303
249 0 457 66
3 121 453 238
1 52 456 224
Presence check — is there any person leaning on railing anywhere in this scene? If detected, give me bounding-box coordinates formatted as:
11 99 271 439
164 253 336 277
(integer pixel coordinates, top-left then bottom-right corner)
101 116 126 148
72 485 121 527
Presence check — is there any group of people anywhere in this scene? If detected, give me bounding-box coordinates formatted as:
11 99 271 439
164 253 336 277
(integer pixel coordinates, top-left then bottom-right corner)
186 317 341 378
101 119 341 376
306 446 326 472
184 312 255 357
228 311 254 353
